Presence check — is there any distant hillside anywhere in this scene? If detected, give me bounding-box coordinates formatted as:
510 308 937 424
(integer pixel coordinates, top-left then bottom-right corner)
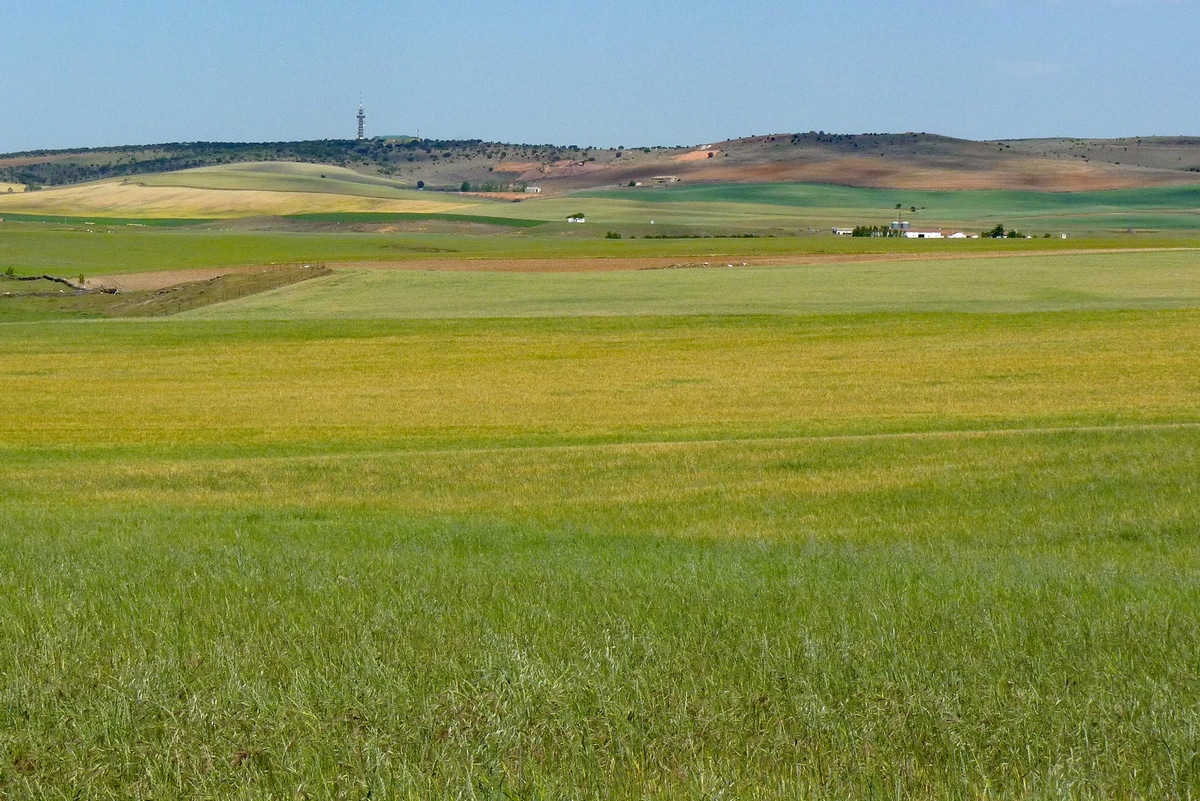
0 139 500 189
4 132 1200 194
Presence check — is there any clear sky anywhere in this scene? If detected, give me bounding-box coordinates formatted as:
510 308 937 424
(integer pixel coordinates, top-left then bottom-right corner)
2 0 1196 153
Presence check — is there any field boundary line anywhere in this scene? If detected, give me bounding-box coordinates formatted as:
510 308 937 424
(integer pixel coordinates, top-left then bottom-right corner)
142 421 1200 466
85 246 1200 285
321 247 1200 274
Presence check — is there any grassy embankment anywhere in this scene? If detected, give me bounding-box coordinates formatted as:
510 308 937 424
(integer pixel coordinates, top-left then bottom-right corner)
0 265 331 323
3 266 1200 796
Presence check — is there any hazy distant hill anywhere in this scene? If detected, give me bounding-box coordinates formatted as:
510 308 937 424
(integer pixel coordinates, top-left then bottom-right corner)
3 132 1200 194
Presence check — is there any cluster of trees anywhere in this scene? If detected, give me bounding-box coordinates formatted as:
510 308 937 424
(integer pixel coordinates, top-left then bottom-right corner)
850 225 904 237
0 137 612 189
642 233 765 240
983 223 1026 238
0 140 389 187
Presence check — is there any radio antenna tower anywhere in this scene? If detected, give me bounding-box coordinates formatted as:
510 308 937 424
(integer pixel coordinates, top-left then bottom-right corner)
356 104 365 140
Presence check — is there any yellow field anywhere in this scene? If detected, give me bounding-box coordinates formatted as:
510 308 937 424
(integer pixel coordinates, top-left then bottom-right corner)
0 178 472 218
136 162 442 198
0 181 25 194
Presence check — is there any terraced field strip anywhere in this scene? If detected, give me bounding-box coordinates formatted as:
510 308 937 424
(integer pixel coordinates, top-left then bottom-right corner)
320 246 1200 272
182 249 1200 319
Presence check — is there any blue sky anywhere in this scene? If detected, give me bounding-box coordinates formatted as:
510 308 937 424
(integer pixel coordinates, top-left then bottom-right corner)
2 0 1196 153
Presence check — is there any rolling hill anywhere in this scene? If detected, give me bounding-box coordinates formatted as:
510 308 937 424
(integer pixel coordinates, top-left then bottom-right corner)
4 132 1200 195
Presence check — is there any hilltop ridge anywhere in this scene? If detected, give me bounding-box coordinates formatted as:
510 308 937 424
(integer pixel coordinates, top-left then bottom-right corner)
3 132 1200 194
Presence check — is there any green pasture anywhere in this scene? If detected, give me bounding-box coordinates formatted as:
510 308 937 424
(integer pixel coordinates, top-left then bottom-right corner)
184 249 1200 319
0 213 203 227
5 222 1169 279
2 311 1200 797
284 212 545 228
577 182 1200 230
0 227 402 276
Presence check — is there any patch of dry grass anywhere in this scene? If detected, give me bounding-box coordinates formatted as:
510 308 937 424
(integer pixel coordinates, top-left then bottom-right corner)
1 313 1198 449
0 180 471 219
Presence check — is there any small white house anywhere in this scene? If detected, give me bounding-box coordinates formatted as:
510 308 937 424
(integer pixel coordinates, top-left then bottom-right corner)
832 227 855 236
567 214 586 223
904 230 943 239
524 186 542 194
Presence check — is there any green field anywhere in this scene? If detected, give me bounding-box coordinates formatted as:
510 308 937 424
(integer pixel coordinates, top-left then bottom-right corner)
575 183 1200 232
462 182 1200 234
183 250 1200 319
4 310 1200 797
3 219 1197 281
3 181 1200 797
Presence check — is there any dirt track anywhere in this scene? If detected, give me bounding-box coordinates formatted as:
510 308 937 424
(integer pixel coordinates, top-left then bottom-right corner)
90 248 1197 292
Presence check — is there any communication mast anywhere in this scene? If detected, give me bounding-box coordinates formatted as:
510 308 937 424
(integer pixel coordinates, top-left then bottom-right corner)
357 104 365 140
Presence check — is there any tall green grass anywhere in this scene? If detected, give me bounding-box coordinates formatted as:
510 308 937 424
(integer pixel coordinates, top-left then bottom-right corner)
2 307 1200 795
4 427 1199 798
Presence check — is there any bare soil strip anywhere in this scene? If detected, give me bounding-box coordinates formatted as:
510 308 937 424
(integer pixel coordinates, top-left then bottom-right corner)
90 266 274 291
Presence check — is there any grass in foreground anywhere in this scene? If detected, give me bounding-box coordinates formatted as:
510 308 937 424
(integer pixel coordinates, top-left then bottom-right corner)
1 311 1199 797
3 429 1199 798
